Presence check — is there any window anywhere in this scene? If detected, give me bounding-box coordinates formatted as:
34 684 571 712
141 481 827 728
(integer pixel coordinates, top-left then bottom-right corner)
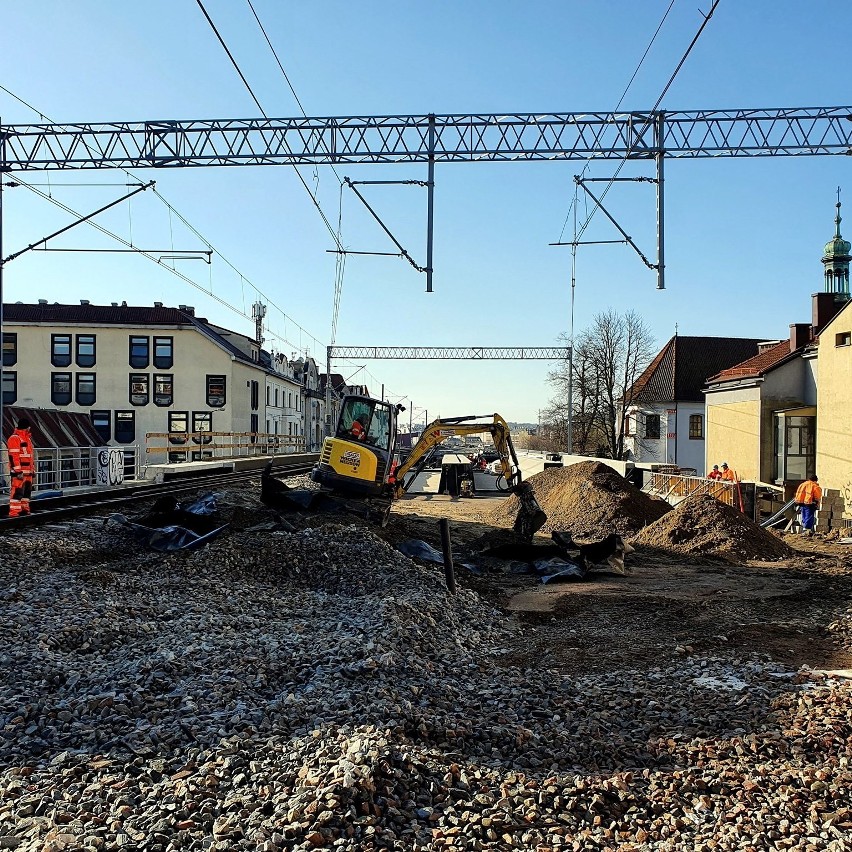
51 334 72 367
250 413 259 441
129 336 149 368
153 336 174 369
1 370 16 405
2 333 16 367
154 374 174 407
76 334 96 367
51 372 72 405
192 411 213 444
91 410 111 443
274 387 279 407
130 373 149 406
76 373 96 406
168 411 188 461
836 331 852 347
266 386 270 405
688 414 703 440
115 410 136 444
644 413 661 440
623 415 633 436
250 380 259 411
206 375 226 407
168 411 189 443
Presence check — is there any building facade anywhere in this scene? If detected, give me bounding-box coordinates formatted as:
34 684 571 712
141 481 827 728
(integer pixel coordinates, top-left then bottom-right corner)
1 301 334 461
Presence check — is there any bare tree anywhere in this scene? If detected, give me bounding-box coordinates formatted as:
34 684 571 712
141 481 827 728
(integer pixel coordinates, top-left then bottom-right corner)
545 310 655 458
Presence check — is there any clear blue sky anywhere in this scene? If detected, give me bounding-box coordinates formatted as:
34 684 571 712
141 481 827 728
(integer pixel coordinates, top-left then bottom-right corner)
2 1 850 423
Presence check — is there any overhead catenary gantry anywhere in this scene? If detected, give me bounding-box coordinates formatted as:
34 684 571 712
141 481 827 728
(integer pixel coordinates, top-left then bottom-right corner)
3 106 851 293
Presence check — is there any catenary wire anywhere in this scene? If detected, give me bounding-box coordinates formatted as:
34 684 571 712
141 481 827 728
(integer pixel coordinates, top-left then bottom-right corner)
0 83 326 358
557 0 677 242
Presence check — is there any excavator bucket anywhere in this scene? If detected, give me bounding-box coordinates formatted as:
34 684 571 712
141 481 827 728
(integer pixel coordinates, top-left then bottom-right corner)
512 481 548 541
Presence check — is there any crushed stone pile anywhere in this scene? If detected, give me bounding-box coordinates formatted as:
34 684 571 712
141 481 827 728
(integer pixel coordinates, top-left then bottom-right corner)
633 492 793 562
490 460 670 538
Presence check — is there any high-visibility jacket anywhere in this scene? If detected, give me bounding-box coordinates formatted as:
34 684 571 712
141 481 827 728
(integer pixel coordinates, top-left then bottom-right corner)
350 420 365 440
7 428 35 475
795 479 822 506
707 469 722 480
721 467 737 482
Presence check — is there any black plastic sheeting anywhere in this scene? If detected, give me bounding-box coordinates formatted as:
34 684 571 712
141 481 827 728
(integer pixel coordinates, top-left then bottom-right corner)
396 539 445 564
111 493 228 552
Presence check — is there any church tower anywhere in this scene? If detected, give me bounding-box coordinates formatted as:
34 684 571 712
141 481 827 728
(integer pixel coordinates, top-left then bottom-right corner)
822 188 851 303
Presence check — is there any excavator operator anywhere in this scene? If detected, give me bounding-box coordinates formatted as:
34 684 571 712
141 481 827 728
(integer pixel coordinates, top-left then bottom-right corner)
349 415 367 442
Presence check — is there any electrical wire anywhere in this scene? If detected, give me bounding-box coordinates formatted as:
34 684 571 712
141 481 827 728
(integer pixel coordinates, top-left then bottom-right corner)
557 0 677 242
0 83 326 358
11 175 322 355
573 0 721 245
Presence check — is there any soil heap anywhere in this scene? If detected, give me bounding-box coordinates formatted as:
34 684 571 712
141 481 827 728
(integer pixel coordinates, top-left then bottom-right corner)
490 460 670 538
633 492 793 562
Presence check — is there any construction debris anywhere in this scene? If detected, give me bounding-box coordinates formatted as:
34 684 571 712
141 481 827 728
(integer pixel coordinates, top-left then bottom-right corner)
633 492 793 562
490 461 669 538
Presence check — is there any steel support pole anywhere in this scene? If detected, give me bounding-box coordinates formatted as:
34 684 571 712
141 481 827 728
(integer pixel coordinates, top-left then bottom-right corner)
324 345 332 437
426 114 435 293
656 112 666 291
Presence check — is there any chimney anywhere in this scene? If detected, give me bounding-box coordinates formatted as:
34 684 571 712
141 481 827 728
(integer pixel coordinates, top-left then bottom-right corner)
813 292 843 334
111 302 119 307
80 299 90 305
121 301 127 307
184 305 195 316
38 299 48 305
789 323 811 352
154 301 163 308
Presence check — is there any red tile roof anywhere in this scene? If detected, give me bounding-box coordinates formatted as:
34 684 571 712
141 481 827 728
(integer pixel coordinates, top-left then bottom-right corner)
707 340 794 382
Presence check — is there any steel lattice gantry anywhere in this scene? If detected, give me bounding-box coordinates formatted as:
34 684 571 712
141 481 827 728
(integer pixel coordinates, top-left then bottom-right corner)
329 346 569 360
2 107 852 170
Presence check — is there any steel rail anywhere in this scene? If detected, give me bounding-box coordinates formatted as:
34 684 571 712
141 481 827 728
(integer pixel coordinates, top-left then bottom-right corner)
2 107 852 170
0 458 315 531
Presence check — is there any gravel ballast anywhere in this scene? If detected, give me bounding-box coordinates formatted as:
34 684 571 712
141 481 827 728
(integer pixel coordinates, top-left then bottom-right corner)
1 498 851 852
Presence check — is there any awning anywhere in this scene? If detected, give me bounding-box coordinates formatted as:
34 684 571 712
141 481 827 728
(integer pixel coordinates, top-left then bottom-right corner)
2 405 105 448
773 406 817 417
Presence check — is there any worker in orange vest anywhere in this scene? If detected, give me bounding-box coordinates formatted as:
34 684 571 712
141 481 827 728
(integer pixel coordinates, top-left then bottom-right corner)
6 417 35 517
349 415 367 441
720 463 737 482
794 474 822 536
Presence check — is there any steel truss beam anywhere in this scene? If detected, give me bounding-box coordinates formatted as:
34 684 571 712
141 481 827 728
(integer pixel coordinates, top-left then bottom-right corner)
3 107 852 170
329 346 569 360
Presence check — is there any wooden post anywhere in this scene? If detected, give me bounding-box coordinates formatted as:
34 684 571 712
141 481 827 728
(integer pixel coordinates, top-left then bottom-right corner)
439 518 456 594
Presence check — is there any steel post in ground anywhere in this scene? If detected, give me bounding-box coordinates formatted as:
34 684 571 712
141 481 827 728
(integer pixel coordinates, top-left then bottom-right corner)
439 518 456 594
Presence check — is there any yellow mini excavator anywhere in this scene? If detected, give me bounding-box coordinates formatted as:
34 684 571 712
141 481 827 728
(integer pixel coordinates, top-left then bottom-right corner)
310 394 547 539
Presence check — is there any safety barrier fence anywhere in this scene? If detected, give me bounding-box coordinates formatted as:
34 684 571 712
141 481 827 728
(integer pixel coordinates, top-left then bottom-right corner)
145 431 306 465
648 472 738 508
1 445 141 497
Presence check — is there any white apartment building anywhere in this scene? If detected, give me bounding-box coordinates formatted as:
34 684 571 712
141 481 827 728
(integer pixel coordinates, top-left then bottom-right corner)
1 300 321 460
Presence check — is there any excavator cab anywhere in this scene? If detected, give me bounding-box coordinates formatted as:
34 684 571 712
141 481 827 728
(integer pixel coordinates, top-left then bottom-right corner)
311 395 397 497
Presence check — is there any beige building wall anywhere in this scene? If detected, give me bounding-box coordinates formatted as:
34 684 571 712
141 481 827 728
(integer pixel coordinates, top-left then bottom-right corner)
4 321 266 448
705 387 762 480
816 304 852 496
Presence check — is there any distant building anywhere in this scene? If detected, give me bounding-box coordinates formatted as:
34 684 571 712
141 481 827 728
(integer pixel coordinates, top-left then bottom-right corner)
622 335 765 475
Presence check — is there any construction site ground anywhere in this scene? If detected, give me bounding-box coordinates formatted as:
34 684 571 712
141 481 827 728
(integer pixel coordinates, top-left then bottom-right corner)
389 492 852 676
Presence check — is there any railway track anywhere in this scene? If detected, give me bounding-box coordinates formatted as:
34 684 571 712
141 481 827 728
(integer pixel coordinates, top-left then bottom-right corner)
0 456 316 532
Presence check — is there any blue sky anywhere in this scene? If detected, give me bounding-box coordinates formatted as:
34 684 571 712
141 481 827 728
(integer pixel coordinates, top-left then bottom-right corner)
2 1 850 423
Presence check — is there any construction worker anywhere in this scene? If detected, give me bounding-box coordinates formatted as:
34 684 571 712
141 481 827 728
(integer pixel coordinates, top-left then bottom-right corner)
707 465 722 480
720 463 737 482
6 417 35 518
794 474 822 536
349 415 367 442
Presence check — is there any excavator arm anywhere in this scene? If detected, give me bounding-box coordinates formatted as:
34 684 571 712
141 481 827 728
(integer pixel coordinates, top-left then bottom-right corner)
393 414 547 540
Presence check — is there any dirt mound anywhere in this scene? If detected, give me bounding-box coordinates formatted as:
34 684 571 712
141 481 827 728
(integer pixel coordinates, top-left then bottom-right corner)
633 493 793 562
490 461 670 539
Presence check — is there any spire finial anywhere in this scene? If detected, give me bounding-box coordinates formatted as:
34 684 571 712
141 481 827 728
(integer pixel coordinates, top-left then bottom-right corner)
836 186 843 238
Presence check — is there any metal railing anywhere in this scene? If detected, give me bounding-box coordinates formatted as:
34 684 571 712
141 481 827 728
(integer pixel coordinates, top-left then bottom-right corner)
1 445 141 497
648 472 737 507
145 431 307 465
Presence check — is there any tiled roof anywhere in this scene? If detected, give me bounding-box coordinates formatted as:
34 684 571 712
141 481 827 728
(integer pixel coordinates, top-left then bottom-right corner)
627 336 766 403
3 302 203 326
707 340 795 382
